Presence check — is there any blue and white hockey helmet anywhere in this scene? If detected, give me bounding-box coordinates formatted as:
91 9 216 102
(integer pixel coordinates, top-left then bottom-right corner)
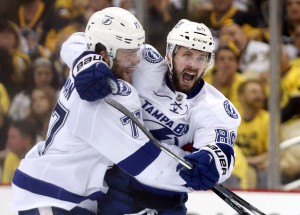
166 19 215 72
85 7 145 67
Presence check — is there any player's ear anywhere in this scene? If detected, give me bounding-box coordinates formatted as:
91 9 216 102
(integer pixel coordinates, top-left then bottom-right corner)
99 51 110 65
165 53 171 65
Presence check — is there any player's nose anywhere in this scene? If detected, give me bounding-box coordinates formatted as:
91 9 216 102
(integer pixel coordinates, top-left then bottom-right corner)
130 55 140 67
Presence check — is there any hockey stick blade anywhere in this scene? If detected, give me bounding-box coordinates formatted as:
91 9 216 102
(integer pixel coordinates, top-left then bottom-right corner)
105 97 266 215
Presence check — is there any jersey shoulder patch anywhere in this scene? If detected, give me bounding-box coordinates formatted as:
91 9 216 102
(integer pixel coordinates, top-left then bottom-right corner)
144 47 163 64
223 100 239 119
116 80 132 96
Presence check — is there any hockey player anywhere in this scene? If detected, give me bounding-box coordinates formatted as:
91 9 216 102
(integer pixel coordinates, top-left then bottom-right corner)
10 8 201 215
61 18 240 214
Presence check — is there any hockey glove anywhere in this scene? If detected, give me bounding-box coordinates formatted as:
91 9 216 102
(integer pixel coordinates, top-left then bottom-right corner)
177 143 234 191
73 51 119 101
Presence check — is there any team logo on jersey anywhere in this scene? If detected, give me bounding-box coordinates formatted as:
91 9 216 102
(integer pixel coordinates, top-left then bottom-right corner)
116 80 131 96
142 99 189 140
144 48 163 63
223 100 238 119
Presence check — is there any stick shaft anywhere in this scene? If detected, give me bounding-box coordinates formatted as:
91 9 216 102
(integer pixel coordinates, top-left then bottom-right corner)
104 97 265 215
105 97 192 170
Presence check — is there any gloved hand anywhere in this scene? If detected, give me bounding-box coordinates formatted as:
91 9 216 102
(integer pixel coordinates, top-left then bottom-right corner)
73 51 119 101
177 144 234 191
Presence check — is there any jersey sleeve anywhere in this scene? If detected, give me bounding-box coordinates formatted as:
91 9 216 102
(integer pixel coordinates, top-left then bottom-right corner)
60 32 87 69
132 44 168 91
191 96 240 182
69 80 190 192
192 95 240 150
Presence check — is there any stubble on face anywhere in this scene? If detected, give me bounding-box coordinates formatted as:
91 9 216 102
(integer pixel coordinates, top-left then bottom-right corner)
171 47 207 94
172 65 203 94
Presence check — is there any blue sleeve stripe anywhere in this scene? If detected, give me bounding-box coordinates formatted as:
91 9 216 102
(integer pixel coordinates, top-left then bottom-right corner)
12 169 104 204
117 140 161 176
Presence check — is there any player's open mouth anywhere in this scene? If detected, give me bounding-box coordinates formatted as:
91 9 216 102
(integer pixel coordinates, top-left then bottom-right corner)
182 71 196 83
125 67 134 74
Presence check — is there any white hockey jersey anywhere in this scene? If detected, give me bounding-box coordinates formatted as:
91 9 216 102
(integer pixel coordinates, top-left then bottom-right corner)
61 33 240 153
60 32 241 185
133 46 240 151
11 52 190 213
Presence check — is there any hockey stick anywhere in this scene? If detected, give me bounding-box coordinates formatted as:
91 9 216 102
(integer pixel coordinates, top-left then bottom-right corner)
104 97 266 215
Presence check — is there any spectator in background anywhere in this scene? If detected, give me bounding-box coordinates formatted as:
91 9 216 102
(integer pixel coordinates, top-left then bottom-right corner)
26 86 57 142
0 81 11 115
49 25 79 86
280 142 300 184
236 79 269 189
147 0 186 54
188 0 260 39
1 119 36 184
260 45 300 139
280 25 300 139
279 43 300 184
223 144 252 190
55 0 89 23
84 0 113 21
9 57 58 121
0 48 16 98
219 22 270 77
0 20 31 94
204 46 246 112
0 106 10 179
4 0 58 47
283 0 300 40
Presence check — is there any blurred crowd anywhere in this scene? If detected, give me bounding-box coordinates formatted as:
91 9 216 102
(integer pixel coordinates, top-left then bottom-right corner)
0 0 299 190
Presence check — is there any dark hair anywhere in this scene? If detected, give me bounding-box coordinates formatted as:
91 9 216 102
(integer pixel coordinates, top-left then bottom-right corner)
24 57 59 94
95 43 107 54
0 19 20 49
0 47 15 97
237 79 264 95
215 45 239 61
10 119 37 144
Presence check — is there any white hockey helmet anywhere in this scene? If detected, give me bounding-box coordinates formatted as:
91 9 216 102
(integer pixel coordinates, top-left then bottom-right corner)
85 7 145 67
166 19 215 73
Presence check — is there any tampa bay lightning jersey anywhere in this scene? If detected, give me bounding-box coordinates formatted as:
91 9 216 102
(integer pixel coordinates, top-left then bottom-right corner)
60 32 241 184
11 52 190 213
133 46 240 151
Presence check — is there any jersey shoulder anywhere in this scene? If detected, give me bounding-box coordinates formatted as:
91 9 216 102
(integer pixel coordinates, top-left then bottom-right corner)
109 79 140 109
194 82 241 127
60 32 87 69
133 45 168 91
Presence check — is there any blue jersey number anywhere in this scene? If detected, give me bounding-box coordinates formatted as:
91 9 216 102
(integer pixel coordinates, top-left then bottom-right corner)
42 101 69 154
120 110 140 139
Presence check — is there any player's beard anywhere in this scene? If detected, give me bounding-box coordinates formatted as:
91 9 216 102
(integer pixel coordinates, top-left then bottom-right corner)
172 66 203 94
111 61 134 83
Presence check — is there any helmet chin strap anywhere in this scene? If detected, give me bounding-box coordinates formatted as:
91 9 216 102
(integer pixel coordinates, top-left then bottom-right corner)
109 56 114 69
166 44 179 81
166 54 178 92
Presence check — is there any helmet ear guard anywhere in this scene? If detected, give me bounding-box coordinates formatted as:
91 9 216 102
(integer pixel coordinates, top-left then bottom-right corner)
165 19 215 74
85 7 145 68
